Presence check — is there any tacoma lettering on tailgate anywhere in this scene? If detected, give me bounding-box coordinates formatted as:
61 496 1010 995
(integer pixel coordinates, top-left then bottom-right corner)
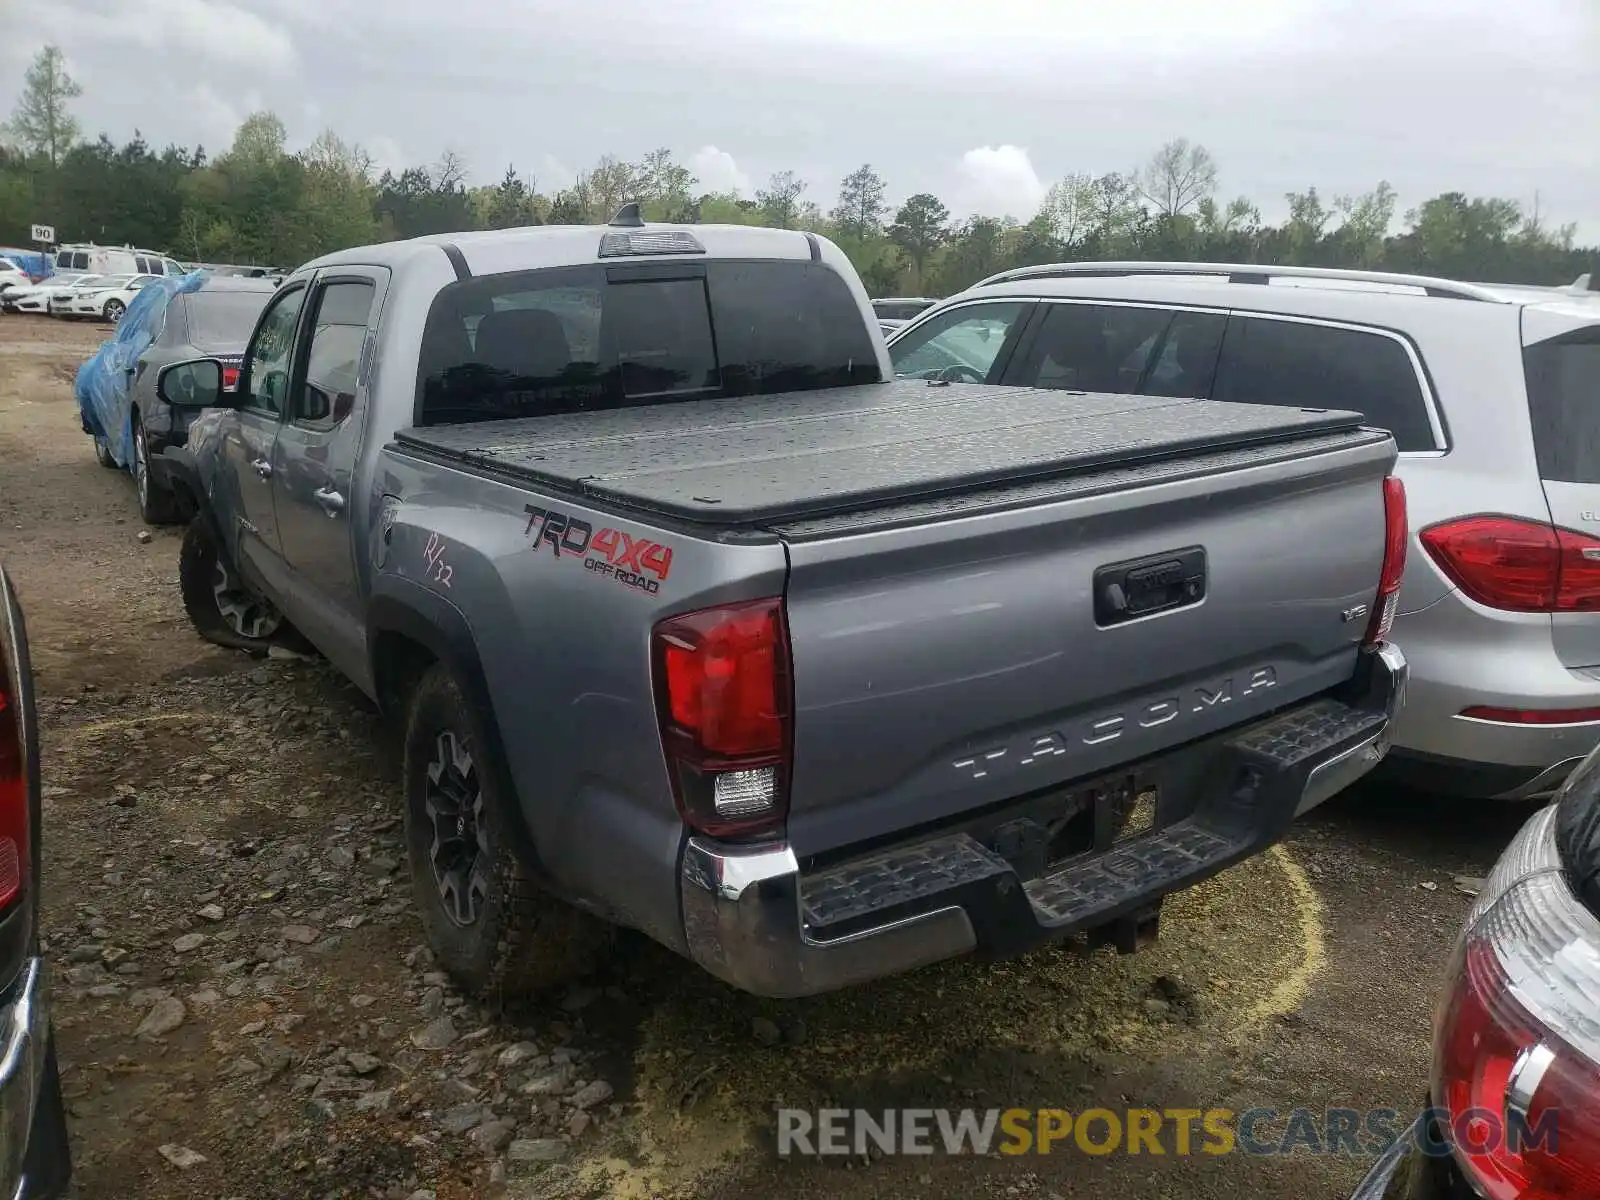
952 667 1278 781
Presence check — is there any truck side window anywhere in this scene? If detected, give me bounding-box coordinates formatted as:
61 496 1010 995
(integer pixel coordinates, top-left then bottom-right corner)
1212 317 1437 451
295 281 375 431
241 286 306 418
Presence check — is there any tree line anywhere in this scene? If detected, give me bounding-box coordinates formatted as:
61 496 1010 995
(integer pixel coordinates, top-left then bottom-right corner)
2 46 1593 296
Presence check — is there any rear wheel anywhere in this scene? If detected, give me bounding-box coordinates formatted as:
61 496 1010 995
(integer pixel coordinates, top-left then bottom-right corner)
133 419 181 525
178 515 286 652
93 435 116 468
402 663 610 1002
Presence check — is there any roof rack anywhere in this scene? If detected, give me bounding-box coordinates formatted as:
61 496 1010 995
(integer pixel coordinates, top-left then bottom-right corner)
970 261 1509 303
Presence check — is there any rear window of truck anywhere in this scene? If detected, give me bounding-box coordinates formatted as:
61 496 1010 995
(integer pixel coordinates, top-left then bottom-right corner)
415 259 880 425
1525 325 1600 483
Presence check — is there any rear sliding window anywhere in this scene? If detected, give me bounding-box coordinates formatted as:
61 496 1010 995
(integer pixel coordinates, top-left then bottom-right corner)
415 260 880 425
1213 316 1437 452
1525 326 1600 483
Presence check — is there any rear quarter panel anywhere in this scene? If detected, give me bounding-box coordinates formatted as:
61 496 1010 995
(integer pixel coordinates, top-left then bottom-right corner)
371 450 787 949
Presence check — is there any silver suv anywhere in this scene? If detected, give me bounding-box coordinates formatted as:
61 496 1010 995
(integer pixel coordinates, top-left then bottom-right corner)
886 262 1600 800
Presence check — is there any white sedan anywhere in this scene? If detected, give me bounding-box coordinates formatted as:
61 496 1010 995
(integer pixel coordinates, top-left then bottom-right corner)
0 259 31 297
57 274 160 323
3 273 96 315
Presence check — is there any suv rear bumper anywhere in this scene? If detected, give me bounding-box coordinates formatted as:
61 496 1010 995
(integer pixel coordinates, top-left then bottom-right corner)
681 644 1406 998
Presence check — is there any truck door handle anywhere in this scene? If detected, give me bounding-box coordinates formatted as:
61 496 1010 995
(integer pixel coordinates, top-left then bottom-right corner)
314 486 345 515
252 458 272 478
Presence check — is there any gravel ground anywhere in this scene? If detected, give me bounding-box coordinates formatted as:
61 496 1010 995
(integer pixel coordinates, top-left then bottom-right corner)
0 316 1533 1200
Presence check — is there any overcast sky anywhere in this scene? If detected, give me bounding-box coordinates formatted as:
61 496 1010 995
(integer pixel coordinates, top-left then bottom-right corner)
5 0 1598 238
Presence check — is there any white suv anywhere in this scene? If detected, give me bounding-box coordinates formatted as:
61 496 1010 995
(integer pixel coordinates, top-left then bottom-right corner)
887 262 1600 800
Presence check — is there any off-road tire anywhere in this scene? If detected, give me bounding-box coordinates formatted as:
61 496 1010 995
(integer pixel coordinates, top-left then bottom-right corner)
93 435 117 468
403 663 610 1002
133 418 182 525
178 515 287 653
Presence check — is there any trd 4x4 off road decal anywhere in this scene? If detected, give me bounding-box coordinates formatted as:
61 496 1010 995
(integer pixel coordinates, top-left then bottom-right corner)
524 505 674 595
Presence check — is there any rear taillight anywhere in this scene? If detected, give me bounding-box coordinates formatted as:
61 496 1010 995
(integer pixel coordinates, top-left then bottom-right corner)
0 615 30 912
1420 515 1600 613
1432 805 1600 1199
653 598 792 839
1365 476 1408 646
221 366 240 391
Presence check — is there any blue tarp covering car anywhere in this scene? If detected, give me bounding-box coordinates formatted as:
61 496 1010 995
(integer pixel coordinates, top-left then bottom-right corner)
0 249 52 280
74 273 204 469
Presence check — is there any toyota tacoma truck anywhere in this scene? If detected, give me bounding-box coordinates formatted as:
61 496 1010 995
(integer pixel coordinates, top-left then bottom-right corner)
149 209 1408 1000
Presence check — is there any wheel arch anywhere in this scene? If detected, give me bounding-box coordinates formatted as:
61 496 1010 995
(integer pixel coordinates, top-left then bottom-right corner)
367 580 549 879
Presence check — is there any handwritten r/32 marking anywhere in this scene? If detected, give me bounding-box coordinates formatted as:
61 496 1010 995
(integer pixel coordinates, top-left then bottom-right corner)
423 532 454 588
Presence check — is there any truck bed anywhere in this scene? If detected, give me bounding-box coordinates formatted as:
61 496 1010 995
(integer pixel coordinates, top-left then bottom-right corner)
391 381 1369 527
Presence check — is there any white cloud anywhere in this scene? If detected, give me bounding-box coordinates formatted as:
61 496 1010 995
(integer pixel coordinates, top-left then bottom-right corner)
367 137 408 177
689 145 751 196
956 145 1047 220
185 83 251 149
538 155 576 191
31 0 297 72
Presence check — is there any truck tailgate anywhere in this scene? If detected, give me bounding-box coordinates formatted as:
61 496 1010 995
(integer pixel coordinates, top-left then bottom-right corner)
776 420 1396 857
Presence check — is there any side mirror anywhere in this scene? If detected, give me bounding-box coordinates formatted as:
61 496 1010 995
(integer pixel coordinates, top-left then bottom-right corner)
157 358 235 410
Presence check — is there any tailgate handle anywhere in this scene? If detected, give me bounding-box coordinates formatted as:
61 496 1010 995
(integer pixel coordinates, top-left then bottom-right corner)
1094 547 1207 627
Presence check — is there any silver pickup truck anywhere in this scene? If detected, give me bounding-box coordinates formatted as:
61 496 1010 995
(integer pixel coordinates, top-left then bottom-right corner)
151 211 1408 1000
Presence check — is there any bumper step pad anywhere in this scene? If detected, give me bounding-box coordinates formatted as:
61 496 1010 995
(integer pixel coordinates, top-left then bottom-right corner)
800 696 1386 952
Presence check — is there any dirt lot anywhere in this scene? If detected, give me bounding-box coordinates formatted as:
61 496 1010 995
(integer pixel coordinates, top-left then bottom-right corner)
0 317 1532 1200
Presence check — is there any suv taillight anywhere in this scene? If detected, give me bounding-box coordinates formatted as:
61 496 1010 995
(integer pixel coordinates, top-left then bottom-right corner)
0 604 31 912
1365 476 1408 646
652 598 792 839
1420 515 1600 613
1431 805 1600 1198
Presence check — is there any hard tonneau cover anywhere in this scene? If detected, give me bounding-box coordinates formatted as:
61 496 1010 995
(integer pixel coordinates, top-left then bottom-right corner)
392 382 1369 527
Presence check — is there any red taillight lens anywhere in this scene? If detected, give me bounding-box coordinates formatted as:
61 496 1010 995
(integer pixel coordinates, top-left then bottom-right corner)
1435 944 1600 1199
221 366 240 391
1364 476 1408 646
1420 515 1600 613
0 619 30 912
653 598 792 838
1431 806 1600 1199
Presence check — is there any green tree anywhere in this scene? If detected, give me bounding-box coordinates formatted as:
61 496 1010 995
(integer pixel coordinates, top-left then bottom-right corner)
1333 182 1396 267
5 46 82 167
1038 172 1095 246
225 112 288 173
585 156 637 223
888 192 950 288
485 164 538 228
831 163 887 242
756 170 806 229
1283 187 1334 264
1138 138 1217 217
636 148 694 217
